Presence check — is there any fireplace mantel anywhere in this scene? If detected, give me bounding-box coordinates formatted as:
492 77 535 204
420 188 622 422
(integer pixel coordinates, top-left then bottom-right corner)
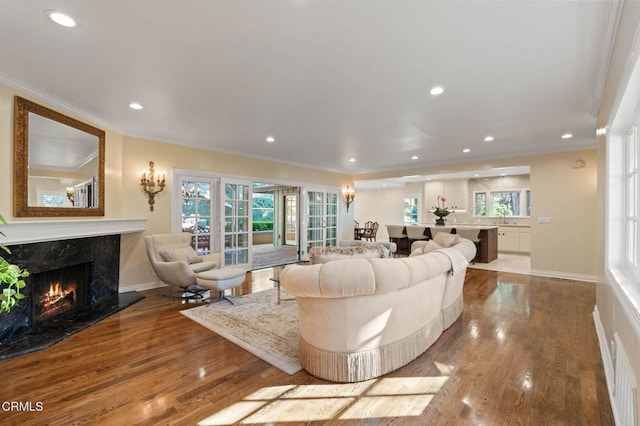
1 219 146 245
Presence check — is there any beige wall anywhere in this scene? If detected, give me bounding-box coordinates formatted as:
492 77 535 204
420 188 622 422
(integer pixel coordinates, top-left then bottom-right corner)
355 182 425 242
356 149 597 279
118 136 353 288
0 84 354 290
0 84 125 219
529 149 597 278
595 0 640 408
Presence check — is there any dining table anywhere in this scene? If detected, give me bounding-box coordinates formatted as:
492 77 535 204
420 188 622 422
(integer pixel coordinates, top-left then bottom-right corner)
354 227 367 240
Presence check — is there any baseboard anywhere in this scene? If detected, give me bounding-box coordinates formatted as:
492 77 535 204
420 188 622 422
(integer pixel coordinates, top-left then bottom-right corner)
118 281 167 293
529 269 597 283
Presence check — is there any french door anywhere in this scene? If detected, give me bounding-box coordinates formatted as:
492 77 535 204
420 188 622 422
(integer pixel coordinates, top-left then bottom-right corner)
303 188 338 259
177 175 217 255
174 172 335 267
221 178 252 269
284 194 298 246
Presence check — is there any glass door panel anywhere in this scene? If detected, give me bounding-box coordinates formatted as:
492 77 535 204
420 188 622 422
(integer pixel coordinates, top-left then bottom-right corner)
304 189 339 256
221 179 252 269
325 193 338 247
285 195 298 245
179 177 213 254
306 190 325 252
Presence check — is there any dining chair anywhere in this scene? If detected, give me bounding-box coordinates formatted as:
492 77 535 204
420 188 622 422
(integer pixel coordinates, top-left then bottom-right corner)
363 222 379 241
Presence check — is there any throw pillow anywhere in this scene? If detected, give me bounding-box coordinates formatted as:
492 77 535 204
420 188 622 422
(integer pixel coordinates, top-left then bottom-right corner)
159 246 202 264
433 232 461 248
409 248 423 257
423 240 444 252
409 240 443 256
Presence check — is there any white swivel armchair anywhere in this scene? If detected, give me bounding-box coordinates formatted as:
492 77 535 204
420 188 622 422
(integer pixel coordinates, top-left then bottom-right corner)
145 233 220 299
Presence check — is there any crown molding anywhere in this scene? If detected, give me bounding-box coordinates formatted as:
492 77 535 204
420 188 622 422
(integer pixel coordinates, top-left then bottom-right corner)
0 73 114 132
591 0 624 117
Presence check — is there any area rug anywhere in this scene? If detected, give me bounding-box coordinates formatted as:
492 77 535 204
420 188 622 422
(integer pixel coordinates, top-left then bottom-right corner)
180 288 301 374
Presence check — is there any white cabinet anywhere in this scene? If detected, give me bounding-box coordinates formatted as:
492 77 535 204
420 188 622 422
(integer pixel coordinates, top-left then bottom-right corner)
519 228 531 252
424 180 468 211
498 226 530 253
424 181 444 211
444 180 468 210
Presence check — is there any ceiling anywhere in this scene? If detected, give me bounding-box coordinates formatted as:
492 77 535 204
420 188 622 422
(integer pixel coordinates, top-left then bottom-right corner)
0 1 615 176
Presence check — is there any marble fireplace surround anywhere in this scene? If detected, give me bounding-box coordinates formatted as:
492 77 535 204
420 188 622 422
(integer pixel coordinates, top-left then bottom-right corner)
0 219 146 360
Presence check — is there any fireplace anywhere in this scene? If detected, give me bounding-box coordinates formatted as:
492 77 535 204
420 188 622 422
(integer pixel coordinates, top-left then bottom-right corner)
32 263 91 325
0 234 144 360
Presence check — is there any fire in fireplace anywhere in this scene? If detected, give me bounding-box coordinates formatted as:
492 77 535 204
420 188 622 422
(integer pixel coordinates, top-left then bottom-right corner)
39 282 76 319
32 263 90 325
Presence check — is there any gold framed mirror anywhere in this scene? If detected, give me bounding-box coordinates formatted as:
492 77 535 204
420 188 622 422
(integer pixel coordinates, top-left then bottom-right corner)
14 96 105 217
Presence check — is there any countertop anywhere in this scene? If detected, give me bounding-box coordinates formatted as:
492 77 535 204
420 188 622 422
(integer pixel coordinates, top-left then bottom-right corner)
419 222 530 229
418 224 498 230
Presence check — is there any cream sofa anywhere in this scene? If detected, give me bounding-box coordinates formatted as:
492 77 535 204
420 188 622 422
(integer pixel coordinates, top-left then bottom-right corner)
280 238 476 382
308 244 388 264
338 240 397 256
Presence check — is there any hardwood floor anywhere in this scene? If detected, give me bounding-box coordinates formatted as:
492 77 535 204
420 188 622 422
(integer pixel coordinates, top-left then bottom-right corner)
0 268 613 425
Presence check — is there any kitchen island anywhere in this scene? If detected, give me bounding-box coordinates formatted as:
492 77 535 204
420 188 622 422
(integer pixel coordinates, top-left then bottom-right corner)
387 224 498 262
425 224 498 263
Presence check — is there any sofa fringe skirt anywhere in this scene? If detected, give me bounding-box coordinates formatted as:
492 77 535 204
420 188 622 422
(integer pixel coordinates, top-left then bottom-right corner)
299 315 444 382
442 294 463 329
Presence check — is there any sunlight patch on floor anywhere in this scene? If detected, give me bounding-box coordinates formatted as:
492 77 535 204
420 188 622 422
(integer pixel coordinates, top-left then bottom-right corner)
339 394 433 419
198 376 449 425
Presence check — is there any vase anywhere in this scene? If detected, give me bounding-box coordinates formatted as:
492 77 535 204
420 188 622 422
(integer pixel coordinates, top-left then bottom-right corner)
433 211 450 226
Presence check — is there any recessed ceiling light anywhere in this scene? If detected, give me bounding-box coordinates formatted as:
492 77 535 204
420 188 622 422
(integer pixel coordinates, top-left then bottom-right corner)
484 136 495 142
429 86 444 95
596 127 607 136
500 173 506 176
561 133 573 139
266 136 275 143
128 102 144 110
402 175 419 179
411 155 418 160
462 148 471 153
47 11 76 28
349 158 356 162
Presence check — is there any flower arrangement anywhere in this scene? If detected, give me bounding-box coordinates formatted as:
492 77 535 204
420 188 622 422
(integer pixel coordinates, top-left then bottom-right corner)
433 195 451 215
0 214 29 313
431 195 451 225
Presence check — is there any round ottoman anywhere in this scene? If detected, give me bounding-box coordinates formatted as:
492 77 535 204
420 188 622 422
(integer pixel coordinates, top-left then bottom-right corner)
196 267 246 304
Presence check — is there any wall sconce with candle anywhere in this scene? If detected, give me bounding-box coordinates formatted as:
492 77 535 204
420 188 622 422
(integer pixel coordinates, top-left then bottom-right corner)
140 161 166 212
342 185 356 212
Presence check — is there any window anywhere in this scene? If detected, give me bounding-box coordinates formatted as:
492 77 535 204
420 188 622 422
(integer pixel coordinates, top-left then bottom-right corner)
474 193 486 216
605 44 640 332
605 68 640 332
252 193 274 231
473 189 529 217
491 191 521 217
402 196 419 224
39 192 67 207
625 126 639 272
